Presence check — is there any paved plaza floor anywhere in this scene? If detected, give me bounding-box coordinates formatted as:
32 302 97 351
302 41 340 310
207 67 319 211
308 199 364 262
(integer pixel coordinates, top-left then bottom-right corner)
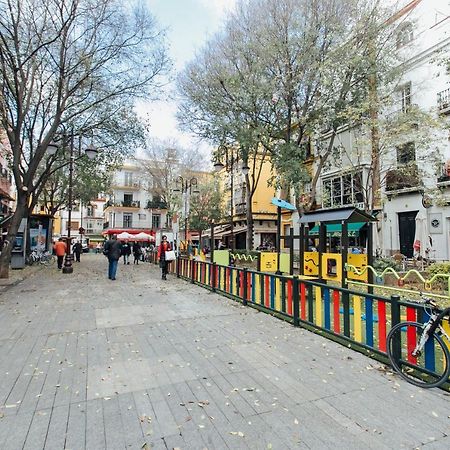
0 254 448 449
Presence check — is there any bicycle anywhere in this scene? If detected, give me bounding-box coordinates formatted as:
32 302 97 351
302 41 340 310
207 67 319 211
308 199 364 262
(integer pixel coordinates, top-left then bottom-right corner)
387 297 450 388
25 249 55 266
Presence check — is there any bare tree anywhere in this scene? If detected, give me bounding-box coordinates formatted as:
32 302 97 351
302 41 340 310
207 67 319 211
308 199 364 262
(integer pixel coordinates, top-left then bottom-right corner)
0 0 169 277
177 0 403 223
139 138 208 224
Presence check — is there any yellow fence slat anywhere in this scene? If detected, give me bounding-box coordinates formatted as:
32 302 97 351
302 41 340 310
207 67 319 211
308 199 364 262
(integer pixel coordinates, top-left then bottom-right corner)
275 278 281 311
315 286 322 327
353 295 363 342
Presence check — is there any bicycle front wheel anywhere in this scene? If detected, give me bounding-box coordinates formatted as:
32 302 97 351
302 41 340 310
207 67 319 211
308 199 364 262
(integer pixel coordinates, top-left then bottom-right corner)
387 321 450 388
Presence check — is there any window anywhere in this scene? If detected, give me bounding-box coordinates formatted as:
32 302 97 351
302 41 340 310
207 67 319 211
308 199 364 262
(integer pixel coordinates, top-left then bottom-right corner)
124 172 133 186
322 171 364 208
166 215 172 228
123 194 133 206
396 142 415 165
396 22 413 48
123 213 132 228
139 213 146 220
152 214 161 229
400 82 412 113
87 206 94 217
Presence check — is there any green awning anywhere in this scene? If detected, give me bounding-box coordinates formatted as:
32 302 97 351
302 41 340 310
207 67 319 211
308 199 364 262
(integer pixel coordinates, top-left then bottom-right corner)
309 222 366 236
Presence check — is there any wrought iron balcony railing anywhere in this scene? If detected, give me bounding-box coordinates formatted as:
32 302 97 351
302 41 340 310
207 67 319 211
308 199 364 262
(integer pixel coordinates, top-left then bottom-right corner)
147 200 168 209
103 200 140 209
437 88 450 113
385 164 421 192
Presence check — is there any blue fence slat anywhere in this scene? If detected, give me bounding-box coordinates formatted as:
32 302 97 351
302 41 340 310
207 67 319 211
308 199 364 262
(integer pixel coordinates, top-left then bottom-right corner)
365 296 374 347
324 288 330 330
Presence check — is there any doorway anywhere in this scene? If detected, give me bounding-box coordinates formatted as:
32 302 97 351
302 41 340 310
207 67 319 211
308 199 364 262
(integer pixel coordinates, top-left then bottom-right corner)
398 211 418 257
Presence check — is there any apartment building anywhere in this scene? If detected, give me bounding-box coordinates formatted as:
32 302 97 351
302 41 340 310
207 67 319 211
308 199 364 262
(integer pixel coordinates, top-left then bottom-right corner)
308 0 450 260
103 159 169 236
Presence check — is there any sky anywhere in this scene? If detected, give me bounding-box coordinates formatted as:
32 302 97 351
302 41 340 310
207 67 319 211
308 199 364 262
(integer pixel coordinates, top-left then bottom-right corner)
136 0 237 157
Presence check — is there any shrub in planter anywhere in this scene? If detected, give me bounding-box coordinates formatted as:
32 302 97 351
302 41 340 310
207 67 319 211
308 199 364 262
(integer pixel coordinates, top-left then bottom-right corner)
373 257 401 273
426 262 450 290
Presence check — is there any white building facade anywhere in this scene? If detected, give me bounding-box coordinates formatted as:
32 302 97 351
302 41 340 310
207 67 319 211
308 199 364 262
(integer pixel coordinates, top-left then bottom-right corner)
103 159 169 235
307 0 450 260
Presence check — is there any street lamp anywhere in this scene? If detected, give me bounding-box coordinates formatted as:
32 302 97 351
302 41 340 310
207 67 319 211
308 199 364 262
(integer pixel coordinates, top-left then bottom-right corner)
47 128 98 273
214 145 248 251
173 176 198 251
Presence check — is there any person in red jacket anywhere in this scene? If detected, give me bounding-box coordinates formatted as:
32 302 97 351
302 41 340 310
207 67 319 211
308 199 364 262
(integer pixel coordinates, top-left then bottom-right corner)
157 235 171 280
53 238 67 270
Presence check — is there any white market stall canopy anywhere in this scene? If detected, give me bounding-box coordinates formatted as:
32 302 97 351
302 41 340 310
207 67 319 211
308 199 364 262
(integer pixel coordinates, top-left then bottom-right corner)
116 232 134 240
135 232 155 241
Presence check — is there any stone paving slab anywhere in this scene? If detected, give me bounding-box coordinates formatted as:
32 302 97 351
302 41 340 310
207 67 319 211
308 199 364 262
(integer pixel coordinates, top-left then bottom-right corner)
0 254 448 449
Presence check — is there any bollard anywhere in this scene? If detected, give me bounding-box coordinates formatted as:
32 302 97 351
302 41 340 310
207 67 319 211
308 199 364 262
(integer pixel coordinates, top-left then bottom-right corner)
176 256 181 278
292 276 300 327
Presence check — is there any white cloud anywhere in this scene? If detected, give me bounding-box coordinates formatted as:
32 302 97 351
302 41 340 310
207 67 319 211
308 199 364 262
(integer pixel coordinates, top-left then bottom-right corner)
197 0 236 19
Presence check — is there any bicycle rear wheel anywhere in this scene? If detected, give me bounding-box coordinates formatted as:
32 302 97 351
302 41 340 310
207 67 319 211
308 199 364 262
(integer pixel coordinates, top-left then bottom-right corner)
43 254 55 265
387 321 450 388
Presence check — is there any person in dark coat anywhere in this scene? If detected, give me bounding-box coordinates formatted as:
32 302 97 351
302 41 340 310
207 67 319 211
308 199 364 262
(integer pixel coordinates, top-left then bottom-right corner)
132 241 141 265
121 241 131 264
103 235 122 280
72 240 82 262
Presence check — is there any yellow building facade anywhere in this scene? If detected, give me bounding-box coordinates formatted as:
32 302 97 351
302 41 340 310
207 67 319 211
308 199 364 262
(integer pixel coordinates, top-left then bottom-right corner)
214 150 282 250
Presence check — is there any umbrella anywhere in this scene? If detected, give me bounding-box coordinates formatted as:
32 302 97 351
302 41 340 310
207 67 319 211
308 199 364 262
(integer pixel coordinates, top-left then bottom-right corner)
413 212 429 258
117 232 134 240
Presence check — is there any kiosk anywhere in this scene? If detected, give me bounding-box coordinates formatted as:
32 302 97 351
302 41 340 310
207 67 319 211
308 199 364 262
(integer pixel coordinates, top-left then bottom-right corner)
11 218 27 269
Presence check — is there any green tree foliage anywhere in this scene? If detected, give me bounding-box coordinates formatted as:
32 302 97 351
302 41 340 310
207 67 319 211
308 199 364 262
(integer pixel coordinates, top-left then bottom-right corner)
188 177 225 233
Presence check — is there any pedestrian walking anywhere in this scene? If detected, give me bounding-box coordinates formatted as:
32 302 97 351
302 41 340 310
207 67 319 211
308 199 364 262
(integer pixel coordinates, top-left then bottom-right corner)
103 235 122 280
132 241 141 265
53 238 67 269
157 235 172 280
96 242 102 254
121 241 131 264
72 240 82 262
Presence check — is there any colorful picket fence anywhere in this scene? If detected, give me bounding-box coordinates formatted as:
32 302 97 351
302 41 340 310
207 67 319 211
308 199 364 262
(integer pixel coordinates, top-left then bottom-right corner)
172 257 450 387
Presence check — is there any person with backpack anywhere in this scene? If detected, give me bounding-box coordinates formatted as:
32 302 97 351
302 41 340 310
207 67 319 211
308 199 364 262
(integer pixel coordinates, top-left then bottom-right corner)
103 235 122 280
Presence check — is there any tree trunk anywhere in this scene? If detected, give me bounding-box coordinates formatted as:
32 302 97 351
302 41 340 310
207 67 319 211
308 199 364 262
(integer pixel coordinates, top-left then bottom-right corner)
0 192 29 278
369 71 380 212
245 174 254 251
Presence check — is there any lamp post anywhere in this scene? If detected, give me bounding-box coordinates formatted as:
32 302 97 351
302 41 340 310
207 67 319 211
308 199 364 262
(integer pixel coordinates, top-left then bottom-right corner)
173 176 199 251
47 128 98 273
214 146 250 251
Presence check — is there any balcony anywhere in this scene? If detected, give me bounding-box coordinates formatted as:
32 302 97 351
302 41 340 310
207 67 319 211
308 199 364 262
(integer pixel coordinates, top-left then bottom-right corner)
112 182 141 190
147 200 168 209
437 162 450 184
437 88 450 114
103 200 140 209
385 164 421 193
